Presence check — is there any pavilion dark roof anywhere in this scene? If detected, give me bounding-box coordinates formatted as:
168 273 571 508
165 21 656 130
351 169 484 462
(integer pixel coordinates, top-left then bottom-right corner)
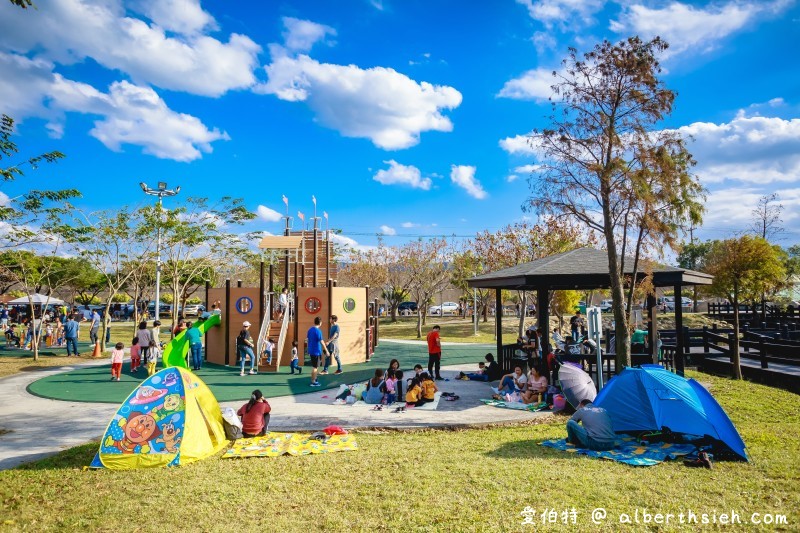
467 247 712 290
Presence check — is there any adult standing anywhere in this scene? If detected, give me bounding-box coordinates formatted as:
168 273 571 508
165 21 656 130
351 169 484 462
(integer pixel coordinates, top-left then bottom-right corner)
63 314 80 356
566 399 617 451
321 315 342 375
307 316 329 387
89 308 101 346
136 321 153 364
185 321 203 371
426 325 443 380
0 306 8 331
570 310 584 340
237 321 257 376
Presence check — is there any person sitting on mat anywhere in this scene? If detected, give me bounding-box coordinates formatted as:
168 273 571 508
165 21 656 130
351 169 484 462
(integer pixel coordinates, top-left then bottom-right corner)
459 353 501 382
238 389 271 437
405 377 424 407
420 372 438 403
521 364 548 404
496 365 527 397
566 399 616 451
363 368 385 404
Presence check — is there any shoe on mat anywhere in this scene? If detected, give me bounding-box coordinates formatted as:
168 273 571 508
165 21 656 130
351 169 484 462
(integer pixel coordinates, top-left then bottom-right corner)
310 382 321 387
240 372 245 376
249 370 256 375
334 370 343 374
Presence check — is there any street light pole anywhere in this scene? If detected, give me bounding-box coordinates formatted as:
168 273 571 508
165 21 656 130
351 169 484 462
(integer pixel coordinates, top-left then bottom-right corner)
140 181 180 323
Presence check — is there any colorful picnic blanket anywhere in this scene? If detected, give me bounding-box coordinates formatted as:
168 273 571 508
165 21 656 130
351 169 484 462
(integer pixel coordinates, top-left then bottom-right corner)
480 399 549 412
222 432 358 459
540 437 697 466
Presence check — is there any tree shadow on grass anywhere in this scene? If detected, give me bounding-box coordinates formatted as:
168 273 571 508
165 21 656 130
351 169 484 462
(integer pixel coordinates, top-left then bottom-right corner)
12 443 97 471
485 438 586 461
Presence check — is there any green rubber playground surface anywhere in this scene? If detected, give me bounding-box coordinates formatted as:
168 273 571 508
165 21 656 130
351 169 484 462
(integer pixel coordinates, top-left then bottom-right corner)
26 341 493 403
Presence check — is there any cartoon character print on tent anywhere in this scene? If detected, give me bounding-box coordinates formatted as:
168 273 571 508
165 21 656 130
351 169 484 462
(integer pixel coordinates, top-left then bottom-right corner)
91 367 228 469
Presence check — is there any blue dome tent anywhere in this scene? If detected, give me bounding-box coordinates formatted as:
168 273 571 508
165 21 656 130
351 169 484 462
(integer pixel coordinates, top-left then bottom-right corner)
593 365 748 461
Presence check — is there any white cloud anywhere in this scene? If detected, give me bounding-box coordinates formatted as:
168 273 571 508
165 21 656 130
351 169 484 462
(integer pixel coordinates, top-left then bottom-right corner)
401 222 419 228
0 191 10 206
373 160 432 190
497 67 556 101
507 174 519 183
516 0 605 28
256 205 282 222
0 53 229 162
330 232 374 252
281 17 336 53
130 0 217 35
499 131 548 157
701 186 800 238
256 21 462 150
379 225 396 235
450 165 487 199
531 31 557 54
610 1 791 58
515 164 542 174
676 114 800 185
0 0 261 97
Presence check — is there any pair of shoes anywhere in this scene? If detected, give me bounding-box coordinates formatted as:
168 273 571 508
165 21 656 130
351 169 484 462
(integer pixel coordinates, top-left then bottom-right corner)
333 399 346 405
435 376 444 381
334 370 343 375
444 395 459 401
393 406 406 413
371 405 383 411
320 371 329 375
310 382 321 387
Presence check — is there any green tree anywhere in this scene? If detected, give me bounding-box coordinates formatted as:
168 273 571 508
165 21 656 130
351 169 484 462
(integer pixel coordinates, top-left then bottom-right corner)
1 115 79 248
152 197 255 327
677 240 712 311
525 37 704 370
450 249 492 323
702 236 786 379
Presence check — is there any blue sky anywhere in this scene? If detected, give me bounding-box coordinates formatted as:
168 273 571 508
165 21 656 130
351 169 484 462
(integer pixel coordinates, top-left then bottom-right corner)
1 0 799 252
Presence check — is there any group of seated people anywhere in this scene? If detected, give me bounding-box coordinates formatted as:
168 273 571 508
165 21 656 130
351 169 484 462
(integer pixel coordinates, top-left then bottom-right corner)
333 359 439 407
493 363 549 404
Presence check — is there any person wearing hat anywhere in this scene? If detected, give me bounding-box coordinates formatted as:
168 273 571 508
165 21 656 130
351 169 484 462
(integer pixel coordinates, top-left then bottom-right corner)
237 321 257 376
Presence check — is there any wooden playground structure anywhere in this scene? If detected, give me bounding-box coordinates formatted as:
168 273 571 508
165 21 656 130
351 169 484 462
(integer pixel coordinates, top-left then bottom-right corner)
204 212 380 371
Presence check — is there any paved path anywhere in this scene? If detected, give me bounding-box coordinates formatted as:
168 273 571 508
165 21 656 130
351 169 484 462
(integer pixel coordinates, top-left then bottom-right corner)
0 358 550 470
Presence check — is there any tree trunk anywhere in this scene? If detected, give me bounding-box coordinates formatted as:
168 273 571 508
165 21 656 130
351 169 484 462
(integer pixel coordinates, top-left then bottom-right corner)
518 291 526 338
606 246 631 371
731 295 743 380
416 309 423 339
390 305 397 323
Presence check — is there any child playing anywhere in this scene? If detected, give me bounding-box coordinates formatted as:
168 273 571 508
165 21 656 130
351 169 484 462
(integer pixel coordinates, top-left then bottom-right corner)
146 339 160 376
110 342 124 381
384 369 398 404
44 324 53 347
130 337 141 373
289 340 302 374
405 377 424 407
420 372 438 403
263 337 275 365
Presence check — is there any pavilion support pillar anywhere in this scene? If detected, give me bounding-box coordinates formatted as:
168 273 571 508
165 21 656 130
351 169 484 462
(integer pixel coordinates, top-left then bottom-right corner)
674 283 685 376
537 287 550 355
495 289 503 368
647 293 658 365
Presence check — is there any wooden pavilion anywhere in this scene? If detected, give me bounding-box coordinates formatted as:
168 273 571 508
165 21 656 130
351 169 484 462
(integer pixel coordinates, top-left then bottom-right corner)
467 248 713 375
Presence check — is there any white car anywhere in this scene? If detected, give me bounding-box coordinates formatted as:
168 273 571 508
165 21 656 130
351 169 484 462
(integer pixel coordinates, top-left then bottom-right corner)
429 301 459 315
182 304 205 317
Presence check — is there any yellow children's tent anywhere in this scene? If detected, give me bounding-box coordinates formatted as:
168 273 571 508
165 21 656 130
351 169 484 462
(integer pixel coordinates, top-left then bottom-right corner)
90 367 227 469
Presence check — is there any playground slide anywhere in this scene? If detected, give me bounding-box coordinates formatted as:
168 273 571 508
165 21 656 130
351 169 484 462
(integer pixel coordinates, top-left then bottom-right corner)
162 313 221 370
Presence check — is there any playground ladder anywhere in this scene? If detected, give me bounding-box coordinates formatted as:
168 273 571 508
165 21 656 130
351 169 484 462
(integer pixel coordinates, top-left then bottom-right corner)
256 292 293 371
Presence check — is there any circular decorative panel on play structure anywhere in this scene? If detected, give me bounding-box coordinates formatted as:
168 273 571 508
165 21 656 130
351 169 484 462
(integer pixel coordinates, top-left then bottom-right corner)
235 296 253 314
305 297 322 314
343 297 356 313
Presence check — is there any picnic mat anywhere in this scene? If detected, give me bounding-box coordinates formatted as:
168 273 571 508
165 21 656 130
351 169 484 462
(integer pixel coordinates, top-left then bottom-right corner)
353 392 442 411
480 399 549 412
540 437 697 466
222 432 359 459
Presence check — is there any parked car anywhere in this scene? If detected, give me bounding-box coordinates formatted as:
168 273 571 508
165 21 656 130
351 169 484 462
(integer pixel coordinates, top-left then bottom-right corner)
147 302 173 318
397 301 418 315
429 301 459 316
181 304 205 317
599 300 613 312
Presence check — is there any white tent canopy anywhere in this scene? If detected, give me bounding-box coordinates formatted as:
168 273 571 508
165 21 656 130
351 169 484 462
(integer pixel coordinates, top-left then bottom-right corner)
7 294 66 306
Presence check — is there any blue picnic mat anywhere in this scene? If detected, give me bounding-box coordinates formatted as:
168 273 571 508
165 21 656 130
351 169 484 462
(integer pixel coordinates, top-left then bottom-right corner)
541 437 697 466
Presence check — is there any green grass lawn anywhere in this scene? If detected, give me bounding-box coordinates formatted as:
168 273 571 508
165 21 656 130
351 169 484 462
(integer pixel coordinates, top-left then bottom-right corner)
2 371 797 531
